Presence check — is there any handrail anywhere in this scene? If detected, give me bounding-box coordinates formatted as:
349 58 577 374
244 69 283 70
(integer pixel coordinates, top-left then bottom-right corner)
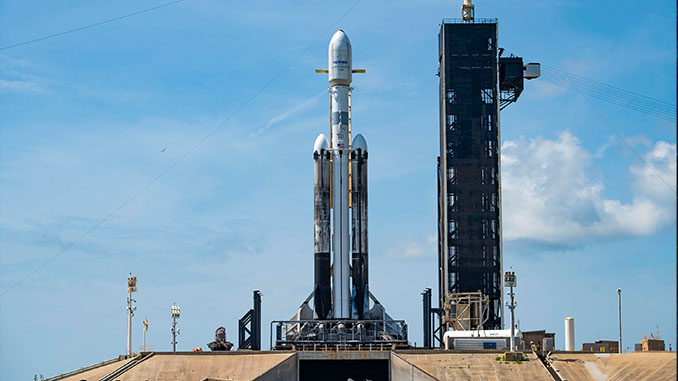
271 319 408 350
442 18 497 24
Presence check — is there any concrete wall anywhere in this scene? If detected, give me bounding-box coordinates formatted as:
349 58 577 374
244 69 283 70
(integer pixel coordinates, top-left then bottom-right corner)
390 353 437 381
399 352 553 381
551 352 676 381
255 353 298 381
49 350 676 381
114 352 294 381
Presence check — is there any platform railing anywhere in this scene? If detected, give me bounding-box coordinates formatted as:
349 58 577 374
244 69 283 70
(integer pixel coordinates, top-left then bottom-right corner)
270 319 408 350
441 18 497 24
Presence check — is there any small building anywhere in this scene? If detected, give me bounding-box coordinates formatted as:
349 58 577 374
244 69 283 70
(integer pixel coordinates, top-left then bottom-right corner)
642 339 665 351
443 329 520 350
582 340 619 353
521 330 556 351
635 343 643 351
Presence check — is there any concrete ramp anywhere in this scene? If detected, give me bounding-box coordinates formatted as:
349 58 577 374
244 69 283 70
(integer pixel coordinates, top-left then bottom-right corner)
390 353 438 380
602 352 676 380
584 361 606 381
47 350 676 380
45 357 134 381
254 354 298 381
551 352 677 381
112 352 293 381
398 352 553 380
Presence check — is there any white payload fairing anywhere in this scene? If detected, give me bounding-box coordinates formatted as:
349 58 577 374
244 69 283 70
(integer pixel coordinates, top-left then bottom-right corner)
313 30 368 320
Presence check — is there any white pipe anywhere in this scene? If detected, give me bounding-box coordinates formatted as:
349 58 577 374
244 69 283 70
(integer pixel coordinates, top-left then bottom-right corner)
565 317 575 351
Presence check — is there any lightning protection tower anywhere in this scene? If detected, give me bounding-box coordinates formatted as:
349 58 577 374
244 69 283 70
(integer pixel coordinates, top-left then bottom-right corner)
126 275 137 356
171 304 180 352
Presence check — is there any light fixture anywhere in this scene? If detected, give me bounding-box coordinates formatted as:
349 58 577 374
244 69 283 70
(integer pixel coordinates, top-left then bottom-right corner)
127 276 137 293
171 304 180 319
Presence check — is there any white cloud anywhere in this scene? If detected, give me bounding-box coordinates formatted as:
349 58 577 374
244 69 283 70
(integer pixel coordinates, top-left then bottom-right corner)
631 141 677 202
250 91 325 136
530 79 568 99
501 132 675 245
383 232 436 259
0 78 47 94
624 135 652 148
593 135 616 158
0 55 50 94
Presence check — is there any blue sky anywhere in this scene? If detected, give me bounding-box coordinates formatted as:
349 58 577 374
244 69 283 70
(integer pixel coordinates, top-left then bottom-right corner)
0 0 675 378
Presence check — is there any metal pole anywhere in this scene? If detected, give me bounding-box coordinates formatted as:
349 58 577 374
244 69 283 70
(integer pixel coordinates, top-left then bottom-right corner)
423 288 432 348
172 316 177 352
253 290 261 350
127 290 132 356
510 285 515 351
617 288 622 353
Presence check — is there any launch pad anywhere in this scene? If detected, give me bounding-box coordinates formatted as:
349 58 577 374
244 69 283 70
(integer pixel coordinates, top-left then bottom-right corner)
272 319 408 351
46 350 676 381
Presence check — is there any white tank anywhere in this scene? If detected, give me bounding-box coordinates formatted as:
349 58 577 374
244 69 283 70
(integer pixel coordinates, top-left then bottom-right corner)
565 317 575 351
524 63 541 79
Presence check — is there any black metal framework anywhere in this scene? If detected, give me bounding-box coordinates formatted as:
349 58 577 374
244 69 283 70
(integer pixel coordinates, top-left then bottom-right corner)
422 287 444 348
437 20 503 330
499 57 525 110
238 290 262 350
422 288 432 348
271 319 408 350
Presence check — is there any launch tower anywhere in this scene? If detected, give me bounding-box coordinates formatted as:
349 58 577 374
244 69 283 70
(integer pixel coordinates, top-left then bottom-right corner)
436 0 539 334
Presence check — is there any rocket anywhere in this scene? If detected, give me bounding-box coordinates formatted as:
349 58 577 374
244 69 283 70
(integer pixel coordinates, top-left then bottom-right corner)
313 30 368 320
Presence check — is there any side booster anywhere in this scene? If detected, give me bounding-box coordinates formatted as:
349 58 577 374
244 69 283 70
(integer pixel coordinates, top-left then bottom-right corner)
313 134 332 320
313 30 369 320
350 135 368 320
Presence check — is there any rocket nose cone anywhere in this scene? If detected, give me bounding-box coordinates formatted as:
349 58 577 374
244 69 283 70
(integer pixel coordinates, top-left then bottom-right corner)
314 133 330 153
330 30 351 46
352 134 367 152
328 29 352 86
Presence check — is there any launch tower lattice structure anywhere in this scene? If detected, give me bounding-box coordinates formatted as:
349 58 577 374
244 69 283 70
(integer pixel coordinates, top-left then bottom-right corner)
438 9 540 343
438 18 503 331
436 16 532 334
